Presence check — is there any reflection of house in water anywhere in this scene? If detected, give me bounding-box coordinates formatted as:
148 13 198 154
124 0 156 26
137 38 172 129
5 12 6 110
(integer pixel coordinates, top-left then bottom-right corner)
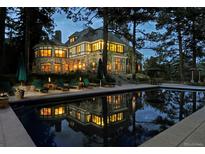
34 92 146 146
37 94 129 136
67 94 128 128
39 105 67 119
38 105 67 132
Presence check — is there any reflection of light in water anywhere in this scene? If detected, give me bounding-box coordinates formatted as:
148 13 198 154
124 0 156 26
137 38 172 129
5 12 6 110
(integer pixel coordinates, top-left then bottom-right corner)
40 106 65 116
55 107 65 115
91 112 124 127
40 108 51 116
132 96 136 111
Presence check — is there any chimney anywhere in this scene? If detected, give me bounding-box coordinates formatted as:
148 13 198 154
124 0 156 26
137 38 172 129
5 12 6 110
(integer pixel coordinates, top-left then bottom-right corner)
54 30 62 43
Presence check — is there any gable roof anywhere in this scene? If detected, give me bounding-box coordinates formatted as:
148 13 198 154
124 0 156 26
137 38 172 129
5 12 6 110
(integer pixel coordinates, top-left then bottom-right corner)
65 27 130 47
33 39 66 49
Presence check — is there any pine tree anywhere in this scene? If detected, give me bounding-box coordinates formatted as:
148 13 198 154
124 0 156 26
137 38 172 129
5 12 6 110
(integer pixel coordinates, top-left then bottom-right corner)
0 7 6 73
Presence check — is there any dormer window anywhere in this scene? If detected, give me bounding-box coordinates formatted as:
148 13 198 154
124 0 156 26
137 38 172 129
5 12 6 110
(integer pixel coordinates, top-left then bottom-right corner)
70 37 75 43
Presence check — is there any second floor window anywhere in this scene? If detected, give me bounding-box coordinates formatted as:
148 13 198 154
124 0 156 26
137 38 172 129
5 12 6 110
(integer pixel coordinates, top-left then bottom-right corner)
35 47 52 57
55 49 66 58
76 45 81 54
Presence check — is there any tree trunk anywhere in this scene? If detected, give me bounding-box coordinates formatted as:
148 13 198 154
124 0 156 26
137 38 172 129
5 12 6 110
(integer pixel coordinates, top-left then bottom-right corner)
192 20 197 82
0 8 6 73
24 8 31 79
132 20 136 79
103 8 108 78
177 26 184 82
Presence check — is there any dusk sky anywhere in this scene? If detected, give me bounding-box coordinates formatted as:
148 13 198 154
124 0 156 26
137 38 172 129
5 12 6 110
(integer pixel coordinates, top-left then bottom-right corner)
52 11 156 60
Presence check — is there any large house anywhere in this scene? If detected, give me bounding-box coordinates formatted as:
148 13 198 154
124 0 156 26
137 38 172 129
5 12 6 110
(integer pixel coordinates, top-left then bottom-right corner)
32 27 142 75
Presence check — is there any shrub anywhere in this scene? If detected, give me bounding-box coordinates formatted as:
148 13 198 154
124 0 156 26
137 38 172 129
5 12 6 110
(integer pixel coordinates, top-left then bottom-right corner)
135 73 150 82
105 75 116 83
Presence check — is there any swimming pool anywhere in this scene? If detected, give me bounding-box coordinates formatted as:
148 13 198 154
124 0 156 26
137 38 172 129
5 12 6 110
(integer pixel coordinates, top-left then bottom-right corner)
11 89 205 147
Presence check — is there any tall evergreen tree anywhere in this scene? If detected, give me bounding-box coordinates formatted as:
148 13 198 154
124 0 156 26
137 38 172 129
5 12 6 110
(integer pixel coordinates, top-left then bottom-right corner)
108 8 155 78
184 8 205 79
15 7 56 76
149 8 187 82
0 7 7 73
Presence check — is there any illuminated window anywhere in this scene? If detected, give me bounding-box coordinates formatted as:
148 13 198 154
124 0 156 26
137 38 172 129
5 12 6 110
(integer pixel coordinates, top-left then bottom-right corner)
70 47 76 56
110 114 117 123
117 112 123 121
86 115 91 122
107 63 112 71
72 60 78 71
92 41 103 51
137 64 141 71
63 64 69 72
110 43 116 52
115 58 123 73
55 49 66 58
78 61 82 70
70 37 75 43
92 115 102 126
41 63 51 72
54 63 61 73
39 48 52 57
76 112 81 120
54 107 65 115
85 44 91 52
107 96 112 104
101 117 110 127
82 63 86 70
76 45 81 54
92 62 96 71
92 43 97 51
113 95 122 109
117 44 123 53
40 108 51 116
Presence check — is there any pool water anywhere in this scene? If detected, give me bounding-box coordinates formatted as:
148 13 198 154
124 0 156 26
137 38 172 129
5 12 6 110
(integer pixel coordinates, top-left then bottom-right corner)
11 89 205 147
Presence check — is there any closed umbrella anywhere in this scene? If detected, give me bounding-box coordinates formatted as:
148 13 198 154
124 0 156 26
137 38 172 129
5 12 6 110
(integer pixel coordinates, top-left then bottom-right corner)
17 52 27 86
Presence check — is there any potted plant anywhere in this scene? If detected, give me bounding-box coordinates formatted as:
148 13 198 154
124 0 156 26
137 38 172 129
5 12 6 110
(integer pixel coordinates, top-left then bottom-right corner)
15 88 25 99
0 97 9 108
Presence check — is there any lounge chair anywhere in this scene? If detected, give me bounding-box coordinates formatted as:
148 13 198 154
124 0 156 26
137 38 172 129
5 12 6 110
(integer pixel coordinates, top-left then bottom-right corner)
69 80 79 89
32 79 48 93
56 79 69 91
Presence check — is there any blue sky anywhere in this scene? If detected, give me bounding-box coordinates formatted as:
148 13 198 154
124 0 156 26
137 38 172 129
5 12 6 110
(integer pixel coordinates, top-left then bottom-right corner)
52 12 156 59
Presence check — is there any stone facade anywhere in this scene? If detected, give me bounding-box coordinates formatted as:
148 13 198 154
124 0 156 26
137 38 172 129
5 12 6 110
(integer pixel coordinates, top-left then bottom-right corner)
32 28 141 75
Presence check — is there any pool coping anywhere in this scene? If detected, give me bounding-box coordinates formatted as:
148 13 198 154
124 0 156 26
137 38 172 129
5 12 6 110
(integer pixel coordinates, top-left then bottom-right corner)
140 105 205 147
9 84 159 105
0 106 35 147
9 83 205 105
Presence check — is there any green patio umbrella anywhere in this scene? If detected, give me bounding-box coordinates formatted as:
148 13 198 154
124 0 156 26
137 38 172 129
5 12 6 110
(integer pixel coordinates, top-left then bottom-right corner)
17 52 27 85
